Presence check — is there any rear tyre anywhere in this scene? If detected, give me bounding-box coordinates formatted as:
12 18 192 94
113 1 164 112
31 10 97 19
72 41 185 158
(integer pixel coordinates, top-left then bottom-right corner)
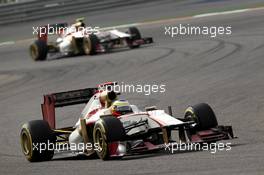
93 116 126 160
83 34 99 55
127 27 141 49
29 40 48 61
20 120 55 162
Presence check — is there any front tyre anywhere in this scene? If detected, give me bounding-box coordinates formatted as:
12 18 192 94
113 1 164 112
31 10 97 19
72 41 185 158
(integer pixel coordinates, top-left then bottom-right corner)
93 116 126 160
20 120 55 162
184 103 218 131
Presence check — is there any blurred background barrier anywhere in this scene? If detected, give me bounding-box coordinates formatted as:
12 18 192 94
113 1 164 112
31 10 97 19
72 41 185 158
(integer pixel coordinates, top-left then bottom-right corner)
0 0 160 25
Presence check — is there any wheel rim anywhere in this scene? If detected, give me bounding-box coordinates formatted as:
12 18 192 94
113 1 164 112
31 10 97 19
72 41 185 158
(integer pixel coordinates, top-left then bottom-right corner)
21 130 32 156
95 128 107 154
83 38 91 54
184 110 198 141
30 45 38 60
95 128 105 153
185 110 198 124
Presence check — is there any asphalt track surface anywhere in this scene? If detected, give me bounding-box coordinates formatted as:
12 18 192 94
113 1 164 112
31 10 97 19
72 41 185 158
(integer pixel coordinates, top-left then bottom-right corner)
0 0 264 175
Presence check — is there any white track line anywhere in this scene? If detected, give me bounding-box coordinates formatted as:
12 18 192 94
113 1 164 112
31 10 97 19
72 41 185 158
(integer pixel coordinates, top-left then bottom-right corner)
101 23 139 30
193 9 250 18
44 3 59 8
0 41 15 47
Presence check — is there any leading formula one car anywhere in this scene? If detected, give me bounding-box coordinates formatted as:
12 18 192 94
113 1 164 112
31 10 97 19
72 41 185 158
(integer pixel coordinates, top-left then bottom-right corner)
29 18 153 61
20 82 235 161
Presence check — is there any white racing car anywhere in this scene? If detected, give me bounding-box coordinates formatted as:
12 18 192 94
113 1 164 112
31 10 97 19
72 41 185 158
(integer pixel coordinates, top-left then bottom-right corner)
29 19 153 61
20 82 235 161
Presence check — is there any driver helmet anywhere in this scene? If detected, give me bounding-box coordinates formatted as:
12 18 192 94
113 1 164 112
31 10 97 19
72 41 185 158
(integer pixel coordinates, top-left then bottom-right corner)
75 17 85 29
110 100 133 117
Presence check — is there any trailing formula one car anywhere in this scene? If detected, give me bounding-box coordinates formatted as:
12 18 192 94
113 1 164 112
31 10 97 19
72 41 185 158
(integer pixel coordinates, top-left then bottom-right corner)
29 18 153 61
20 82 235 161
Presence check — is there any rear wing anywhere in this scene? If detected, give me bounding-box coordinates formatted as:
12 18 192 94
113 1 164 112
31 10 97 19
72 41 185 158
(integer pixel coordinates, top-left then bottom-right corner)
41 88 97 129
37 23 68 42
